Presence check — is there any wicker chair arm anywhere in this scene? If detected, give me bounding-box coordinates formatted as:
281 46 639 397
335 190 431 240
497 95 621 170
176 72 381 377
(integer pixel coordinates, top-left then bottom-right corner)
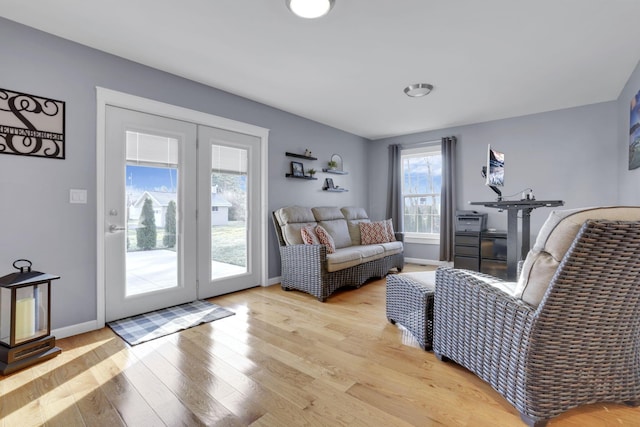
434 267 536 397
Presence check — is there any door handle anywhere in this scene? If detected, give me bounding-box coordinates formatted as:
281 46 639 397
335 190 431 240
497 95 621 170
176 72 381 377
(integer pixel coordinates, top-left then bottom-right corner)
109 224 126 233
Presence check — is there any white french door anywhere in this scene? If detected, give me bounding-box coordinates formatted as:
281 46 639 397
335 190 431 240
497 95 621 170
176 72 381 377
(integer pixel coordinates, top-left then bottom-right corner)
196 126 263 298
105 106 197 322
100 93 268 323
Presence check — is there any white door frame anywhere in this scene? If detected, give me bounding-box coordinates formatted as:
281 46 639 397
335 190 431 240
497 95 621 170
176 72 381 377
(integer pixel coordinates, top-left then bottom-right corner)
96 87 269 328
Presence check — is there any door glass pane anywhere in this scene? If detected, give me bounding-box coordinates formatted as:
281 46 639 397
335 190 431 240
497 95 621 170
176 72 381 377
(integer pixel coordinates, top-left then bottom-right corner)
211 144 248 280
125 131 179 296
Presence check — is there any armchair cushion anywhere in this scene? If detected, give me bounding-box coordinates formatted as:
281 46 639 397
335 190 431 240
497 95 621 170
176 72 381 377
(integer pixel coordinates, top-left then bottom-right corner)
464 270 519 297
515 206 640 306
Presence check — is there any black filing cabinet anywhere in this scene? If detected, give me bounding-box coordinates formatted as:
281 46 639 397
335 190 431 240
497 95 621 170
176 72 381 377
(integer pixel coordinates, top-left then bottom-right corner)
480 231 508 279
454 232 481 271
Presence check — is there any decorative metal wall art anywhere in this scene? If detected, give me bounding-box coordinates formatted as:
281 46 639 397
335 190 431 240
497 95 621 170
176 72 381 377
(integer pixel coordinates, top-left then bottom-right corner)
0 88 65 159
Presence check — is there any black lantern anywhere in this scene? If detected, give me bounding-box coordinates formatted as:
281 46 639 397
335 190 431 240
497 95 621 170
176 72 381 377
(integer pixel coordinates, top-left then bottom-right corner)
0 259 61 375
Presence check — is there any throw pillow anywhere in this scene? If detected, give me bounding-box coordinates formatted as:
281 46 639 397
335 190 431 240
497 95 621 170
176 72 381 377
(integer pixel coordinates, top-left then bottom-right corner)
360 221 390 245
315 225 336 254
300 225 320 245
385 219 397 242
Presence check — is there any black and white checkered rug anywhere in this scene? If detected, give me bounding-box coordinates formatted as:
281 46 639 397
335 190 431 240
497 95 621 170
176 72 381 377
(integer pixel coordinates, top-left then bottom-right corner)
107 300 234 346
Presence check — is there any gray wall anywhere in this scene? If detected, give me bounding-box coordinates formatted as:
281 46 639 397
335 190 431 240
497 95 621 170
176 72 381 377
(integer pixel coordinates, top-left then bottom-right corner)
617 59 640 204
368 102 619 260
0 18 368 330
1 16 635 333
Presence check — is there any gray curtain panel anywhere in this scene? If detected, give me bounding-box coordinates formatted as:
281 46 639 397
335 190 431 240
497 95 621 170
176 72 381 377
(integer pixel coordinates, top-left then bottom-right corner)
386 144 403 233
439 136 457 261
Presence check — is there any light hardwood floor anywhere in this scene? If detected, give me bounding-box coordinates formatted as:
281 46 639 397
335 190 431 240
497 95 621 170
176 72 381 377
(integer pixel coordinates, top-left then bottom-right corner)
1 264 638 426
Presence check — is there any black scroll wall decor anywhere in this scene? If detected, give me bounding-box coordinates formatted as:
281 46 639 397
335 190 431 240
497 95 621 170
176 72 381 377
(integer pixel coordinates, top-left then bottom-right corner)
0 88 65 159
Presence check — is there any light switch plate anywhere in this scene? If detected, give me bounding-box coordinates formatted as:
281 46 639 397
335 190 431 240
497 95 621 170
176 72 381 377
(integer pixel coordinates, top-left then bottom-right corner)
70 189 87 204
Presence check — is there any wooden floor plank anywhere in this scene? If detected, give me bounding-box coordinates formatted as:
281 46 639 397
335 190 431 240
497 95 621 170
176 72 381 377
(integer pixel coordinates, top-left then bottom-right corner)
129 339 244 426
2 264 638 426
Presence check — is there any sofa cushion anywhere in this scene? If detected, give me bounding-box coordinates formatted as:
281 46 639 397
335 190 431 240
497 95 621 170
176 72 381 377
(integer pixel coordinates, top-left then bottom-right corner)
301 225 320 245
312 206 344 221
276 205 316 224
318 219 352 249
315 225 336 254
346 218 370 245
274 206 317 245
378 241 403 255
341 206 369 220
341 207 371 245
355 244 386 263
312 207 352 249
360 221 391 244
327 247 362 272
515 206 640 307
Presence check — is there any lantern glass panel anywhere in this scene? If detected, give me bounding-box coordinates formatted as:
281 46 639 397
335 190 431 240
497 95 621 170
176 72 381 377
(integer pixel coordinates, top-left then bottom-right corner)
14 284 48 345
0 287 10 346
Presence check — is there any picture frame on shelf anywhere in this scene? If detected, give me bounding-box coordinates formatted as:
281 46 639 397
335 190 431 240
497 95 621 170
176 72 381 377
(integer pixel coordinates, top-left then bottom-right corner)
291 161 304 177
324 178 335 189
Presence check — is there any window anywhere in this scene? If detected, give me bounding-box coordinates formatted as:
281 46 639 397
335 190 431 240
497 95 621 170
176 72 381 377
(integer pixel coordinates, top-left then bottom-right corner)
401 145 442 242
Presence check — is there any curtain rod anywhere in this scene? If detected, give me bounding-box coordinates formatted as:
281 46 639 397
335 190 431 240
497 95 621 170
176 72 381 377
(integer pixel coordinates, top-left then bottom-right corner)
400 138 441 149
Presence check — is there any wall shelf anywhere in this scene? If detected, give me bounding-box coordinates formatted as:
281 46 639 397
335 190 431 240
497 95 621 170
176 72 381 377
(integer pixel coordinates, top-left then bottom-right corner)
285 152 317 161
324 188 348 192
285 174 318 180
322 169 348 175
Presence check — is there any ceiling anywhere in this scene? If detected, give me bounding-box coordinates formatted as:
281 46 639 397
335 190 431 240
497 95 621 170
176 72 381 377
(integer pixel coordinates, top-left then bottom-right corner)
2 0 640 140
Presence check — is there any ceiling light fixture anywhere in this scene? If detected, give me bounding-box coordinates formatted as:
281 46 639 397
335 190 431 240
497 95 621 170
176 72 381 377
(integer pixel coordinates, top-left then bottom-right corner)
404 83 434 98
286 0 335 19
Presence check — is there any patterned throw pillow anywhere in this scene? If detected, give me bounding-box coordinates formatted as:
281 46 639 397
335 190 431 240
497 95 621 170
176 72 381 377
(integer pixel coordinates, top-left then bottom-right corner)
360 221 390 245
301 225 320 245
315 225 336 254
385 219 397 242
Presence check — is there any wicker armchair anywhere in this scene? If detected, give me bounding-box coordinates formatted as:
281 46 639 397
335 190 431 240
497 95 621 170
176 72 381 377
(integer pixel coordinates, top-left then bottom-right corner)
433 219 640 426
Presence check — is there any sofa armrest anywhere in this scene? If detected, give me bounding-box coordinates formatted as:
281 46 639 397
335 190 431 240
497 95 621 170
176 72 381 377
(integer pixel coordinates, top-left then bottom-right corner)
280 243 327 269
394 231 405 242
279 244 328 297
433 266 536 375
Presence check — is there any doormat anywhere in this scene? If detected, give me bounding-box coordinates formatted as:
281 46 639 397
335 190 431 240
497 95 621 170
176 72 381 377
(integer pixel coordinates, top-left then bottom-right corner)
107 300 234 346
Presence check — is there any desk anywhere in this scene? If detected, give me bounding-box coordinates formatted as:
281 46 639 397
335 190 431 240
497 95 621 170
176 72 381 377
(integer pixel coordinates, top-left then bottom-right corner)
469 199 564 279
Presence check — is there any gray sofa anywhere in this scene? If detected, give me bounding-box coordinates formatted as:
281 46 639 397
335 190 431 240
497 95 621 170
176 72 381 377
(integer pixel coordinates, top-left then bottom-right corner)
273 206 404 301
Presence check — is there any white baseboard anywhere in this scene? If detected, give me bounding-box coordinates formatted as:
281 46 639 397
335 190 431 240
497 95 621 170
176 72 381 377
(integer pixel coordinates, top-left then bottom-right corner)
51 278 285 340
267 276 281 286
53 264 450 340
405 258 453 267
53 320 103 339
